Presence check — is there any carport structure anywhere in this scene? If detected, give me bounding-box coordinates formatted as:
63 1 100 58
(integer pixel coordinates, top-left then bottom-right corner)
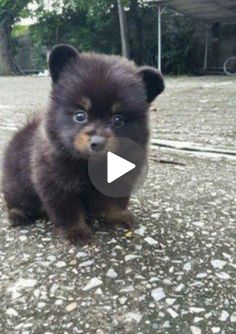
147 0 236 71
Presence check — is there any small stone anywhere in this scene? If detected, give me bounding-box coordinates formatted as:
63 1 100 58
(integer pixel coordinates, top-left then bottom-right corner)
79 260 94 267
167 308 178 318
166 298 176 305
106 268 118 278
144 237 158 246
38 302 46 308
151 213 161 220
76 252 88 258
216 272 230 280
219 310 229 321
70 260 77 266
55 299 63 306
151 287 166 302
162 321 170 328
120 285 135 293
230 312 236 323
196 273 207 278
192 221 204 228
56 261 66 268
211 259 227 270
66 302 77 312
125 312 142 323
211 327 220 333
95 288 103 295
125 254 140 261
174 283 184 292
82 278 103 291
191 326 202 334
119 297 127 305
125 231 133 238
134 225 146 236
6 308 18 317
183 262 192 271
189 307 205 313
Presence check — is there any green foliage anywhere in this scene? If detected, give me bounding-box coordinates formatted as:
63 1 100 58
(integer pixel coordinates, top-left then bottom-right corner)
0 0 32 23
12 24 29 37
4 0 205 74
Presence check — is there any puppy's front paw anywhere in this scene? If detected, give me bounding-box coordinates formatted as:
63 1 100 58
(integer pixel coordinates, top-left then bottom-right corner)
66 222 93 244
105 208 135 230
8 208 35 227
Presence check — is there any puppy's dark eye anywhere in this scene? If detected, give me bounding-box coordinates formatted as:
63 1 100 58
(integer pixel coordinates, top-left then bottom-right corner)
74 110 88 123
112 114 124 128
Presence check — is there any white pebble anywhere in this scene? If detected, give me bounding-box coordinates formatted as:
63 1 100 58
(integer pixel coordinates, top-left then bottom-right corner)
151 287 166 302
56 261 67 268
192 221 204 227
144 237 158 246
219 310 229 321
189 307 205 313
194 317 203 323
95 288 103 295
119 297 127 305
120 285 135 293
196 273 207 278
79 260 94 267
166 298 176 305
211 327 220 333
106 268 118 278
125 254 140 261
76 252 88 258
125 312 142 323
191 326 202 334
174 283 185 292
151 213 161 220
6 308 18 317
82 278 103 291
230 312 236 323
216 272 230 280
183 262 192 271
211 259 226 270
167 308 179 318
66 302 77 312
134 225 146 236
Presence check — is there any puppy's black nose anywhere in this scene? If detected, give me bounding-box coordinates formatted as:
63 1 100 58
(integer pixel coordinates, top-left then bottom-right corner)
90 135 106 152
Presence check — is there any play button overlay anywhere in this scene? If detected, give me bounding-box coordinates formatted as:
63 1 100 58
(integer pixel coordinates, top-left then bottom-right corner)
88 137 149 198
107 152 136 183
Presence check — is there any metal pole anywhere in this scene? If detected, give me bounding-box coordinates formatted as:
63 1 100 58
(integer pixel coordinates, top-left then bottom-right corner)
204 29 209 71
117 0 129 58
158 5 162 71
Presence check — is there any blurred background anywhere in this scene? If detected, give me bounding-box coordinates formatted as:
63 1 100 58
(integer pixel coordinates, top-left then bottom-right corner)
0 0 236 76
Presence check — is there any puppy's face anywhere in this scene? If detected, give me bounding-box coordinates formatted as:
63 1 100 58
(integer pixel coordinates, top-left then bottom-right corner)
47 45 164 158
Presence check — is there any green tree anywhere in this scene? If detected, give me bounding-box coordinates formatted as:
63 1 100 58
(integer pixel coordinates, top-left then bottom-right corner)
0 0 33 75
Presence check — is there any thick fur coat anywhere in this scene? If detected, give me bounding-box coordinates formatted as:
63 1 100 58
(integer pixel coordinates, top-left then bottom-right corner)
2 45 164 242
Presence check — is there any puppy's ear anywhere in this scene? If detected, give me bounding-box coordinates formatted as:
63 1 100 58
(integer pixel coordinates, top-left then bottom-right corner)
49 44 79 83
137 66 165 103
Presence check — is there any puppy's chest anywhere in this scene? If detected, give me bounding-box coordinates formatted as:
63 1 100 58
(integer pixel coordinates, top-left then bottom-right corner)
53 160 91 192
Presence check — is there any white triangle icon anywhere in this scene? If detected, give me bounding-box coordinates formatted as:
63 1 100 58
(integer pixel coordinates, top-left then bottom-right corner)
107 152 136 184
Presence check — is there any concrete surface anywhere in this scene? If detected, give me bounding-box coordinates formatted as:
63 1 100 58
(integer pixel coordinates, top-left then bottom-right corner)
0 76 235 334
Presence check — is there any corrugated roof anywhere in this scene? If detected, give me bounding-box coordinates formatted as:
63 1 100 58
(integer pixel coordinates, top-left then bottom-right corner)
148 0 236 23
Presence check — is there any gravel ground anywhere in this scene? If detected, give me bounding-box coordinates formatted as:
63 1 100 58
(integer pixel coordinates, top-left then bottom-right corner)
0 76 235 334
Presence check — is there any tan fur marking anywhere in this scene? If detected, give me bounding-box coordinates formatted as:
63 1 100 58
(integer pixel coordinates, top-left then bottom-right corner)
106 136 118 152
79 96 92 111
74 132 90 151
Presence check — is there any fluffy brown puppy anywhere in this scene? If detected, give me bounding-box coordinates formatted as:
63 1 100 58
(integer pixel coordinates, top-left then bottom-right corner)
2 45 164 243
